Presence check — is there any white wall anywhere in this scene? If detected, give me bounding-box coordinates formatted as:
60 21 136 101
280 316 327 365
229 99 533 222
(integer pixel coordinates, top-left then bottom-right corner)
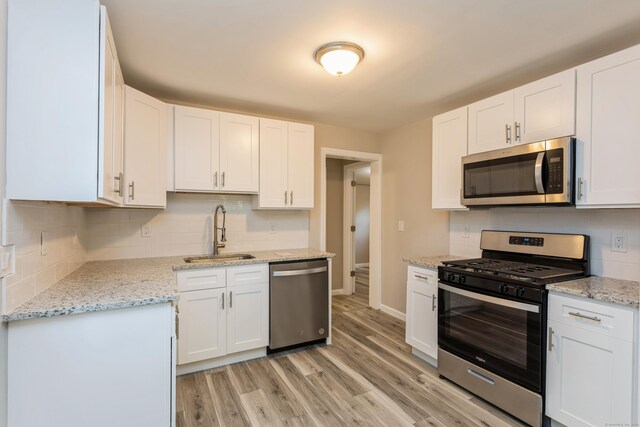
450 207 640 281
84 192 309 261
0 0 7 423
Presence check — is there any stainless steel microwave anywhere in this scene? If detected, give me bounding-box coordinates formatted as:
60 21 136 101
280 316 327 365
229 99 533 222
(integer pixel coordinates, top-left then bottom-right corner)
461 137 575 206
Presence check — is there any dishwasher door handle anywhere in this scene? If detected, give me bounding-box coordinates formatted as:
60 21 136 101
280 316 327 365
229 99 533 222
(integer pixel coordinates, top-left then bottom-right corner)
272 267 328 277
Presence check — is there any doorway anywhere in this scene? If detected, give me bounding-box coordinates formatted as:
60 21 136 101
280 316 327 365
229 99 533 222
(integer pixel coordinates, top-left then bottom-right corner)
343 162 370 299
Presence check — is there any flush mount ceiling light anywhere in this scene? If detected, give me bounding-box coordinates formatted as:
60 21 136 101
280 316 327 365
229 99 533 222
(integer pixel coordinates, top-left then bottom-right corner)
314 41 365 76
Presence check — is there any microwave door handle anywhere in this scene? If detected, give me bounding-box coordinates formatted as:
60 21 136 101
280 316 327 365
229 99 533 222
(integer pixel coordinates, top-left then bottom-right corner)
534 152 545 194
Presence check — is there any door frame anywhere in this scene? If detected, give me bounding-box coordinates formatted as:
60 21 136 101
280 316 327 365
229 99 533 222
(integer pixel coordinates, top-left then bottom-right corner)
343 161 370 296
320 148 382 309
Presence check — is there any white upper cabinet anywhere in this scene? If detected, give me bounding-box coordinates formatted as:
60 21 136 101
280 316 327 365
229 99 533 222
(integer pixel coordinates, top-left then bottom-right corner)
514 69 576 144
257 119 314 209
467 70 576 154
219 113 260 193
432 106 468 210
575 44 640 208
172 108 258 193
6 1 124 204
467 91 514 154
124 86 167 208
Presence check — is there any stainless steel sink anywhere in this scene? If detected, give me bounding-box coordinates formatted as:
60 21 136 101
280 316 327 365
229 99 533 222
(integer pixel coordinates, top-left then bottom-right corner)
184 254 256 263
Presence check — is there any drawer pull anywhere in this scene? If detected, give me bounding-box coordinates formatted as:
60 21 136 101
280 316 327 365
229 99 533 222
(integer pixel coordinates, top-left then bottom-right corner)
432 294 436 311
467 368 495 385
548 327 554 352
568 311 601 323
414 274 431 281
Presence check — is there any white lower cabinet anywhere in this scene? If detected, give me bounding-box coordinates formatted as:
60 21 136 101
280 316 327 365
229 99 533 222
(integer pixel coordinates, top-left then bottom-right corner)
405 265 438 362
8 303 175 427
546 293 637 427
177 264 269 367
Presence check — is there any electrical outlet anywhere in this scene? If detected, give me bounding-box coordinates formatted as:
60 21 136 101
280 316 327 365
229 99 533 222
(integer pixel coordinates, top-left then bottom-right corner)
463 225 471 238
0 245 15 279
141 224 152 237
611 230 628 253
398 220 405 232
270 223 276 234
40 231 48 256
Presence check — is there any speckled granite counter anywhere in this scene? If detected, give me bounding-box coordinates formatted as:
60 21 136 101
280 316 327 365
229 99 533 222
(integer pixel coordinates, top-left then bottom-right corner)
547 276 640 308
3 249 335 322
402 255 467 269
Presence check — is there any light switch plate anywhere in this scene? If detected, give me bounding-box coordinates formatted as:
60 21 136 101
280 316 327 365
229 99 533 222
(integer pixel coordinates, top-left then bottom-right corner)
398 220 405 232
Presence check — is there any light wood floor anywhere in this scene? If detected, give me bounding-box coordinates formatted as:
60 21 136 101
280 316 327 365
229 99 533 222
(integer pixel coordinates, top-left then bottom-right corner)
176 268 525 426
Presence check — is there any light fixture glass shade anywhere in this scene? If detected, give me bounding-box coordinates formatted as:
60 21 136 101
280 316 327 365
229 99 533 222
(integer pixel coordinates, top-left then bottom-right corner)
314 42 364 76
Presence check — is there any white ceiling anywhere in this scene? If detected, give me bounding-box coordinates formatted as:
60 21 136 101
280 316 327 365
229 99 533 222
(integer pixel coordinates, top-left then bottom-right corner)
103 0 640 133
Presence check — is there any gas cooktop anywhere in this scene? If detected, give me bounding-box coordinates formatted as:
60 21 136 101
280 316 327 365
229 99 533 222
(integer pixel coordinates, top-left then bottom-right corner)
442 258 584 283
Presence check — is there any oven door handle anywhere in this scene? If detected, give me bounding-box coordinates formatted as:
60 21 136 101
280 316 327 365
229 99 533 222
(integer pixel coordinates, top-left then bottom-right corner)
438 283 540 313
534 152 545 194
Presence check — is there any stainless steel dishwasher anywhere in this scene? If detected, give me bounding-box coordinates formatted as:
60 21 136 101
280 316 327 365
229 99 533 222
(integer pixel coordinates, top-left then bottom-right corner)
269 259 329 351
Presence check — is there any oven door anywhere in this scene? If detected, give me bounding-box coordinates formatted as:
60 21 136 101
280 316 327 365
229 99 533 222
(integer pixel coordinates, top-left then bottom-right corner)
438 283 543 392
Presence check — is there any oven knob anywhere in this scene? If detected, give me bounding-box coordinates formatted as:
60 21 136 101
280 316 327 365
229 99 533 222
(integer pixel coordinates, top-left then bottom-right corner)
500 284 510 294
448 273 457 282
516 287 525 297
458 275 466 284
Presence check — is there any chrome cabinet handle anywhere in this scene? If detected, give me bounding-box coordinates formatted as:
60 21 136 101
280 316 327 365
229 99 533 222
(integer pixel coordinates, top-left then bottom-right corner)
214 171 218 188
175 309 179 340
290 191 293 205
548 327 554 352
114 172 122 195
432 294 436 311
505 124 512 144
221 171 225 188
577 177 583 200
414 274 430 281
129 181 135 200
284 190 288 206
229 291 233 308
568 311 601 323
515 122 521 142
222 292 225 310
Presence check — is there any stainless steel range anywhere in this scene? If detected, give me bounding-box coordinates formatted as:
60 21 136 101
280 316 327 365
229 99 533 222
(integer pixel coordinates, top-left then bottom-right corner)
437 230 589 427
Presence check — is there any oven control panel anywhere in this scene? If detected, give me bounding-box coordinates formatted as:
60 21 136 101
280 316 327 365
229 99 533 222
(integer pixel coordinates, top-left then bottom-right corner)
509 235 544 247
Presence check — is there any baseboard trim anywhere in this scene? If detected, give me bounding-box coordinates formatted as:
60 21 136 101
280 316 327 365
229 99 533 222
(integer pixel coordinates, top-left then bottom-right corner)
355 263 370 268
332 289 345 296
411 347 437 368
380 304 406 321
176 348 266 375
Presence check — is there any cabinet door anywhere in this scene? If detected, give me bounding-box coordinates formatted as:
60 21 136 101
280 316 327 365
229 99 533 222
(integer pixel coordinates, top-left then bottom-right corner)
113 65 125 203
546 320 633 427
467 91 514 154
405 274 438 359
178 288 227 365
432 107 468 210
227 283 269 354
258 119 289 208
287 123 314 208
576 44 640 207
174 106 220 191
514 69 576 144
124 86 167 207
219 112 259 193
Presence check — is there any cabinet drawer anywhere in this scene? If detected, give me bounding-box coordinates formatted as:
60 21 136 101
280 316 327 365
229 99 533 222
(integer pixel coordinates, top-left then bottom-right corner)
548 293 635 342
227 264 269 287
408 265 437 286
177 268 226 292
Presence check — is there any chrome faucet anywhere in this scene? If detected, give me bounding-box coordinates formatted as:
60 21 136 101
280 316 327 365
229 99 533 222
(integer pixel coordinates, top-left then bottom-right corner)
213 204 226 255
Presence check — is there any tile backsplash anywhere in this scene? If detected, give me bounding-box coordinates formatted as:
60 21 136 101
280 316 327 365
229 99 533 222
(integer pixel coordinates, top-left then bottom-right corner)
83 193 310 261
450 207 640 281
3 200 87 313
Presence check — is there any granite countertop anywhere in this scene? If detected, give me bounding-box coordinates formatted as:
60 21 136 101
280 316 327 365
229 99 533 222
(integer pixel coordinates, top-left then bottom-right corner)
3 248 335 323
402 254 467 269
547 276 640 309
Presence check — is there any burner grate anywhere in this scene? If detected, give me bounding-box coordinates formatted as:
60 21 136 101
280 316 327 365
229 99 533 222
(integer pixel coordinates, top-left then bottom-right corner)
443 258 582 281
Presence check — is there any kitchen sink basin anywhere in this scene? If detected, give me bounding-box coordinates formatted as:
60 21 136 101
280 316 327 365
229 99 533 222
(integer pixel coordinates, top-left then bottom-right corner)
184 254 256 263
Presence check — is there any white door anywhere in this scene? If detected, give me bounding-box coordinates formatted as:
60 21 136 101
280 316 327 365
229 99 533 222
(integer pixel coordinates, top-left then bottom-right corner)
467 90 514 154
514 69 576 144
124 86 167 207
405 278 438 359
178 288 227 365
227 283 269 354
432 106 468 210
575 44 640 207
258 119 289 208
287 122 314 208
174 106 220 191
546 320 633 427
219 112 259 193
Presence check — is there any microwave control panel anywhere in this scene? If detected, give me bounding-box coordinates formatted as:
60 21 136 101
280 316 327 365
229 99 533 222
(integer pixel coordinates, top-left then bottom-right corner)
546 148 564 194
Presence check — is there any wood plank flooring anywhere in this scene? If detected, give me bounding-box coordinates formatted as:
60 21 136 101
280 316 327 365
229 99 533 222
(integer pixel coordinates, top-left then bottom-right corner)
176 268 525 427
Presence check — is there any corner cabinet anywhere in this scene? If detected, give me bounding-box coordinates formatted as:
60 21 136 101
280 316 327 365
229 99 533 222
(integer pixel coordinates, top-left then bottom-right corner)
432 107 468 210
176 264 269 373
256 119 314 209
124 86 168 208
7 1 125 204
172 106 259 193
405 265 438 365
575 44 640 208
467 69 575 154
546 293 638 427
